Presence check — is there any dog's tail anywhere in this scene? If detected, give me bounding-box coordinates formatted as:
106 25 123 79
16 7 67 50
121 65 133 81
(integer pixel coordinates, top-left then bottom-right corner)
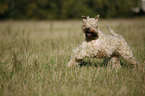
107 25 118 36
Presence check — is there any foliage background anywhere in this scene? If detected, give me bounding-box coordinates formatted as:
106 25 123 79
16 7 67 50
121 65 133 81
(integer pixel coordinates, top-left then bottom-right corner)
0 0 138 20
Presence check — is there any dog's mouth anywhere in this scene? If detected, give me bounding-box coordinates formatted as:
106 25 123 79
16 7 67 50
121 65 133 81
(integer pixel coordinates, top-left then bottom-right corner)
85 28 98 39
86 32 97 37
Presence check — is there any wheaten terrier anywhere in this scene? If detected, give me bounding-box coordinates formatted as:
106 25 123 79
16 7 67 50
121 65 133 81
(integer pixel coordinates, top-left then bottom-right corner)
68 15 140 68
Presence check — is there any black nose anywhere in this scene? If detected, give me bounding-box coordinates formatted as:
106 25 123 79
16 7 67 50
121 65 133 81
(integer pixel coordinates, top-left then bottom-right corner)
86 28 90 32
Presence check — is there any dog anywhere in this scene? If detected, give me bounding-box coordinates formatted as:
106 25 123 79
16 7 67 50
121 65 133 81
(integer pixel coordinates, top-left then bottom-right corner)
67 15 140 68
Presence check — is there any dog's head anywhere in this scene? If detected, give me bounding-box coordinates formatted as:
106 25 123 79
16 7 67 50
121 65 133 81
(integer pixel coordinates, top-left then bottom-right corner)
82 15 100 40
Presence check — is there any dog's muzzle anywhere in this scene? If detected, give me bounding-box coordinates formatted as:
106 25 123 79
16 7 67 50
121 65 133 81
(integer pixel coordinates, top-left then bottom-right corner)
84 28 98 39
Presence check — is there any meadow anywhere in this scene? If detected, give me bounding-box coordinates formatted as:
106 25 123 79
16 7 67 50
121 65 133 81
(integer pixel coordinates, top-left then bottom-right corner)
0 18 145 96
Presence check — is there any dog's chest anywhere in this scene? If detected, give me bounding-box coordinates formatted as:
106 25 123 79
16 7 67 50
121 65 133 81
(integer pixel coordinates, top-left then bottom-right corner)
81 40 108 57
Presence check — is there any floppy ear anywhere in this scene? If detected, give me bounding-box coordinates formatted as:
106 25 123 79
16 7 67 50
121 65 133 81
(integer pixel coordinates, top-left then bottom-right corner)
82 16 87 21
95 15 100 22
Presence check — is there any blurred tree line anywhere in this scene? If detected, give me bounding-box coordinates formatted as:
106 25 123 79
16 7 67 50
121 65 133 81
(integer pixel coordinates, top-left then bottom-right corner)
0 0 138 20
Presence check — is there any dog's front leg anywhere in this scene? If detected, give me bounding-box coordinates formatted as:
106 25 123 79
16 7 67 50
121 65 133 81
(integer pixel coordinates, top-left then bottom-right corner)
67 46 87 67
67 57 83 67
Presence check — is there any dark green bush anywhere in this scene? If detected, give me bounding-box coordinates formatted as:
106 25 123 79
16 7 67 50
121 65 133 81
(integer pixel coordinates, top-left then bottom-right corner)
0 0 138 20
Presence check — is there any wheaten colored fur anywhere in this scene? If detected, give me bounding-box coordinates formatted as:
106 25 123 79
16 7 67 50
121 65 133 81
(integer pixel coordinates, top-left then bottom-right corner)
68 15 139 68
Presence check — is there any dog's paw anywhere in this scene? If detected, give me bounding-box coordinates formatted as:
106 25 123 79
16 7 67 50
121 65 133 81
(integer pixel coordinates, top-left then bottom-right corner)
67 61 79 67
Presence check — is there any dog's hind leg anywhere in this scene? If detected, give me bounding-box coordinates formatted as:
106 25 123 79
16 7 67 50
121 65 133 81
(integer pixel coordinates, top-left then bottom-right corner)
118 46 140 68
107 57 121 69
120 54 140 68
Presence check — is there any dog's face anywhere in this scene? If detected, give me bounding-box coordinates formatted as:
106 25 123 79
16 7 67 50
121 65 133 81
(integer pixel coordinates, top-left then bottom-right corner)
82 15 99 40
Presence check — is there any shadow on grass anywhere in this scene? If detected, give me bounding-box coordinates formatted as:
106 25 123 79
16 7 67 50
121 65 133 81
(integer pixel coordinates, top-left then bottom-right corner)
78 59 139 69
79 60 107 68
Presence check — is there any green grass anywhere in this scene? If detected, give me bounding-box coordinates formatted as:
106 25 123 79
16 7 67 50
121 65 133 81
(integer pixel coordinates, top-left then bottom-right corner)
0 18 145 96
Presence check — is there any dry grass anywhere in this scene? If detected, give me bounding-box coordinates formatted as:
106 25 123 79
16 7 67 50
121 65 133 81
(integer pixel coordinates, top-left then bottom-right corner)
0 18 145 96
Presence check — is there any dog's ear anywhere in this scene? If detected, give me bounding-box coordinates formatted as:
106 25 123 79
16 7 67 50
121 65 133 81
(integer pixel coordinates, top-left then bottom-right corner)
95 15 100 22
82 16 87 21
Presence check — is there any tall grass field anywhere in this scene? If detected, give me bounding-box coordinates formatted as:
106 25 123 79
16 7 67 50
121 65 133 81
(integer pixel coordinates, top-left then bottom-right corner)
0 18 145 96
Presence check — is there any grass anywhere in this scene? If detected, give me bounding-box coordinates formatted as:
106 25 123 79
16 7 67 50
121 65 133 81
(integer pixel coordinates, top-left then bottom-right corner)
0 18 145 96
